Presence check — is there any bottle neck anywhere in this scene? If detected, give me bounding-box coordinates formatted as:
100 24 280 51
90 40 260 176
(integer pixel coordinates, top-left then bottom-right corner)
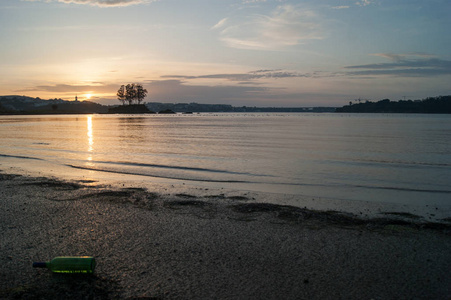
32 262 48 268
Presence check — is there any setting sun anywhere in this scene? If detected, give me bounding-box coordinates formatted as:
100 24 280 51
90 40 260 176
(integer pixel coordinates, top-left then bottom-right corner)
85 93 92 100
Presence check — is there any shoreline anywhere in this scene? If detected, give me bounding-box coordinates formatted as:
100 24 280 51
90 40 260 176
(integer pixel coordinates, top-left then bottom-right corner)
1 172 450 299
3 158 451 224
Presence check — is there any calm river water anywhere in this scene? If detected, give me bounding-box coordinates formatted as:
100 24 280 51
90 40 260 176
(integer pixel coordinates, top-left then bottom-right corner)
1 113 450 211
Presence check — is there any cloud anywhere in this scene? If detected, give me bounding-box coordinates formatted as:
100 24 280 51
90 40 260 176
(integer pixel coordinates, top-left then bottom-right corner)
24 0 151 7
242 0 267 3
213 4 323 50
16 83 118 93
345 54 451 77
143 79 341 106
331 6 350 10
161 55 451 83
211 18 228 30
144 80 269 104
162 69 314 83
371 52 436 62
355 0 374 6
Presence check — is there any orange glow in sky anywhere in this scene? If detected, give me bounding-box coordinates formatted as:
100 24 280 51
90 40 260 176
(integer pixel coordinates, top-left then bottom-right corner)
0 0 449 106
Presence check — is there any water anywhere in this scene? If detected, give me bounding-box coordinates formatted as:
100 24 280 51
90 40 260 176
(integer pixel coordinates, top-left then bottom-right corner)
1 113 450 213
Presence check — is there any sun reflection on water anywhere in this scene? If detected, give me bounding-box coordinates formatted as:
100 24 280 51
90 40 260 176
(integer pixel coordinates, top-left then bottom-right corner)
87 115 94 163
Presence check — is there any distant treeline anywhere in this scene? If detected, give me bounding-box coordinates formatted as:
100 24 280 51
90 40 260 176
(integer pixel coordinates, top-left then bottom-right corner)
336 96 451 113
0 96 336 114
2 95 450 115
145 102 336 113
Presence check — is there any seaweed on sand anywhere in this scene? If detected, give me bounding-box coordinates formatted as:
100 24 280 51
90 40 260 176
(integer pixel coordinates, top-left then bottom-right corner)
230 203 440 228
164 199 211 208
47 188 158 211
381 212 422 219
164 199 217 220
0 173 21 181
21 179 83 190
175 193 197 198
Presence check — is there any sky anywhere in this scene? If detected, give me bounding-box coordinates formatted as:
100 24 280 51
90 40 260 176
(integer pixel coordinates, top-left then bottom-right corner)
0 0 450 107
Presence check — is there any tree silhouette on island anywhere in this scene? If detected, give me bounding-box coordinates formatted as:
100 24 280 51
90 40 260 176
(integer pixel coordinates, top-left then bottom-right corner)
117 83 148 105
108 83 153 114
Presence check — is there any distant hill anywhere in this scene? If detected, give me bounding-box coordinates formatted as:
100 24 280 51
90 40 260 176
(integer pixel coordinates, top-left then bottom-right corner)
336 96 451 113
0 95 65 112
0 95 107 114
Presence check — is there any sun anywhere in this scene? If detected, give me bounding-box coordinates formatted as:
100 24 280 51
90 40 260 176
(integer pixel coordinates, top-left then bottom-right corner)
85 93 92 100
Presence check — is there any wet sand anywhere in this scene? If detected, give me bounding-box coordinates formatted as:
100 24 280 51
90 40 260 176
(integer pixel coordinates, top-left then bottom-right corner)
1 172 450 299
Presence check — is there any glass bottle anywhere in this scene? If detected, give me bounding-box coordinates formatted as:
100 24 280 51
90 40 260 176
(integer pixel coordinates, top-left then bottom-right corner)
32 256 96 274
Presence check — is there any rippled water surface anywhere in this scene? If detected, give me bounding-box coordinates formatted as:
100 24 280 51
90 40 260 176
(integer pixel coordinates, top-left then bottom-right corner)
1 113 450 207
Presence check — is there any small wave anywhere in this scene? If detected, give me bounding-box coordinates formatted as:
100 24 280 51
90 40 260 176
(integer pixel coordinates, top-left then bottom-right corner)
88 159 273 177
352 184 451 194
0 154 44 160
343 158 451 168
247 180 451 195
66 164 252 183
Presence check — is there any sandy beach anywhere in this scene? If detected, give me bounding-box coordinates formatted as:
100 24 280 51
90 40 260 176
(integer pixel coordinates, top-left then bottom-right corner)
1 172 450 299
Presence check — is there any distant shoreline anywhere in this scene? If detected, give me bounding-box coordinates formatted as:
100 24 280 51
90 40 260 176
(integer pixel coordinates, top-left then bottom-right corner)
0 95 336 114
2 94 451 114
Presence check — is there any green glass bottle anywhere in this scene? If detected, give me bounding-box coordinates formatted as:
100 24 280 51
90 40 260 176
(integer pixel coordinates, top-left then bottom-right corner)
32 256 96 274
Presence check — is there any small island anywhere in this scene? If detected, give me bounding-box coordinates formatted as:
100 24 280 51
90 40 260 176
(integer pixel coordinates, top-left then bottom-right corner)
108 83 154 114
108 104 154 114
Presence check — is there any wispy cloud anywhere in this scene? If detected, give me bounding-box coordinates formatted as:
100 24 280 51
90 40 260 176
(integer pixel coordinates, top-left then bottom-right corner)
163 54 451 82
345 53 451 77
242 0 267 3
371 52 436 62
211 18 228 30
24 0 152 7
144 80 269 104
16 83 118 93
17 25 92 32
17 24 148 32
213 4 323 50
355 0 374 6
162 69 316 83
331 6 350 10
143 79 341 106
